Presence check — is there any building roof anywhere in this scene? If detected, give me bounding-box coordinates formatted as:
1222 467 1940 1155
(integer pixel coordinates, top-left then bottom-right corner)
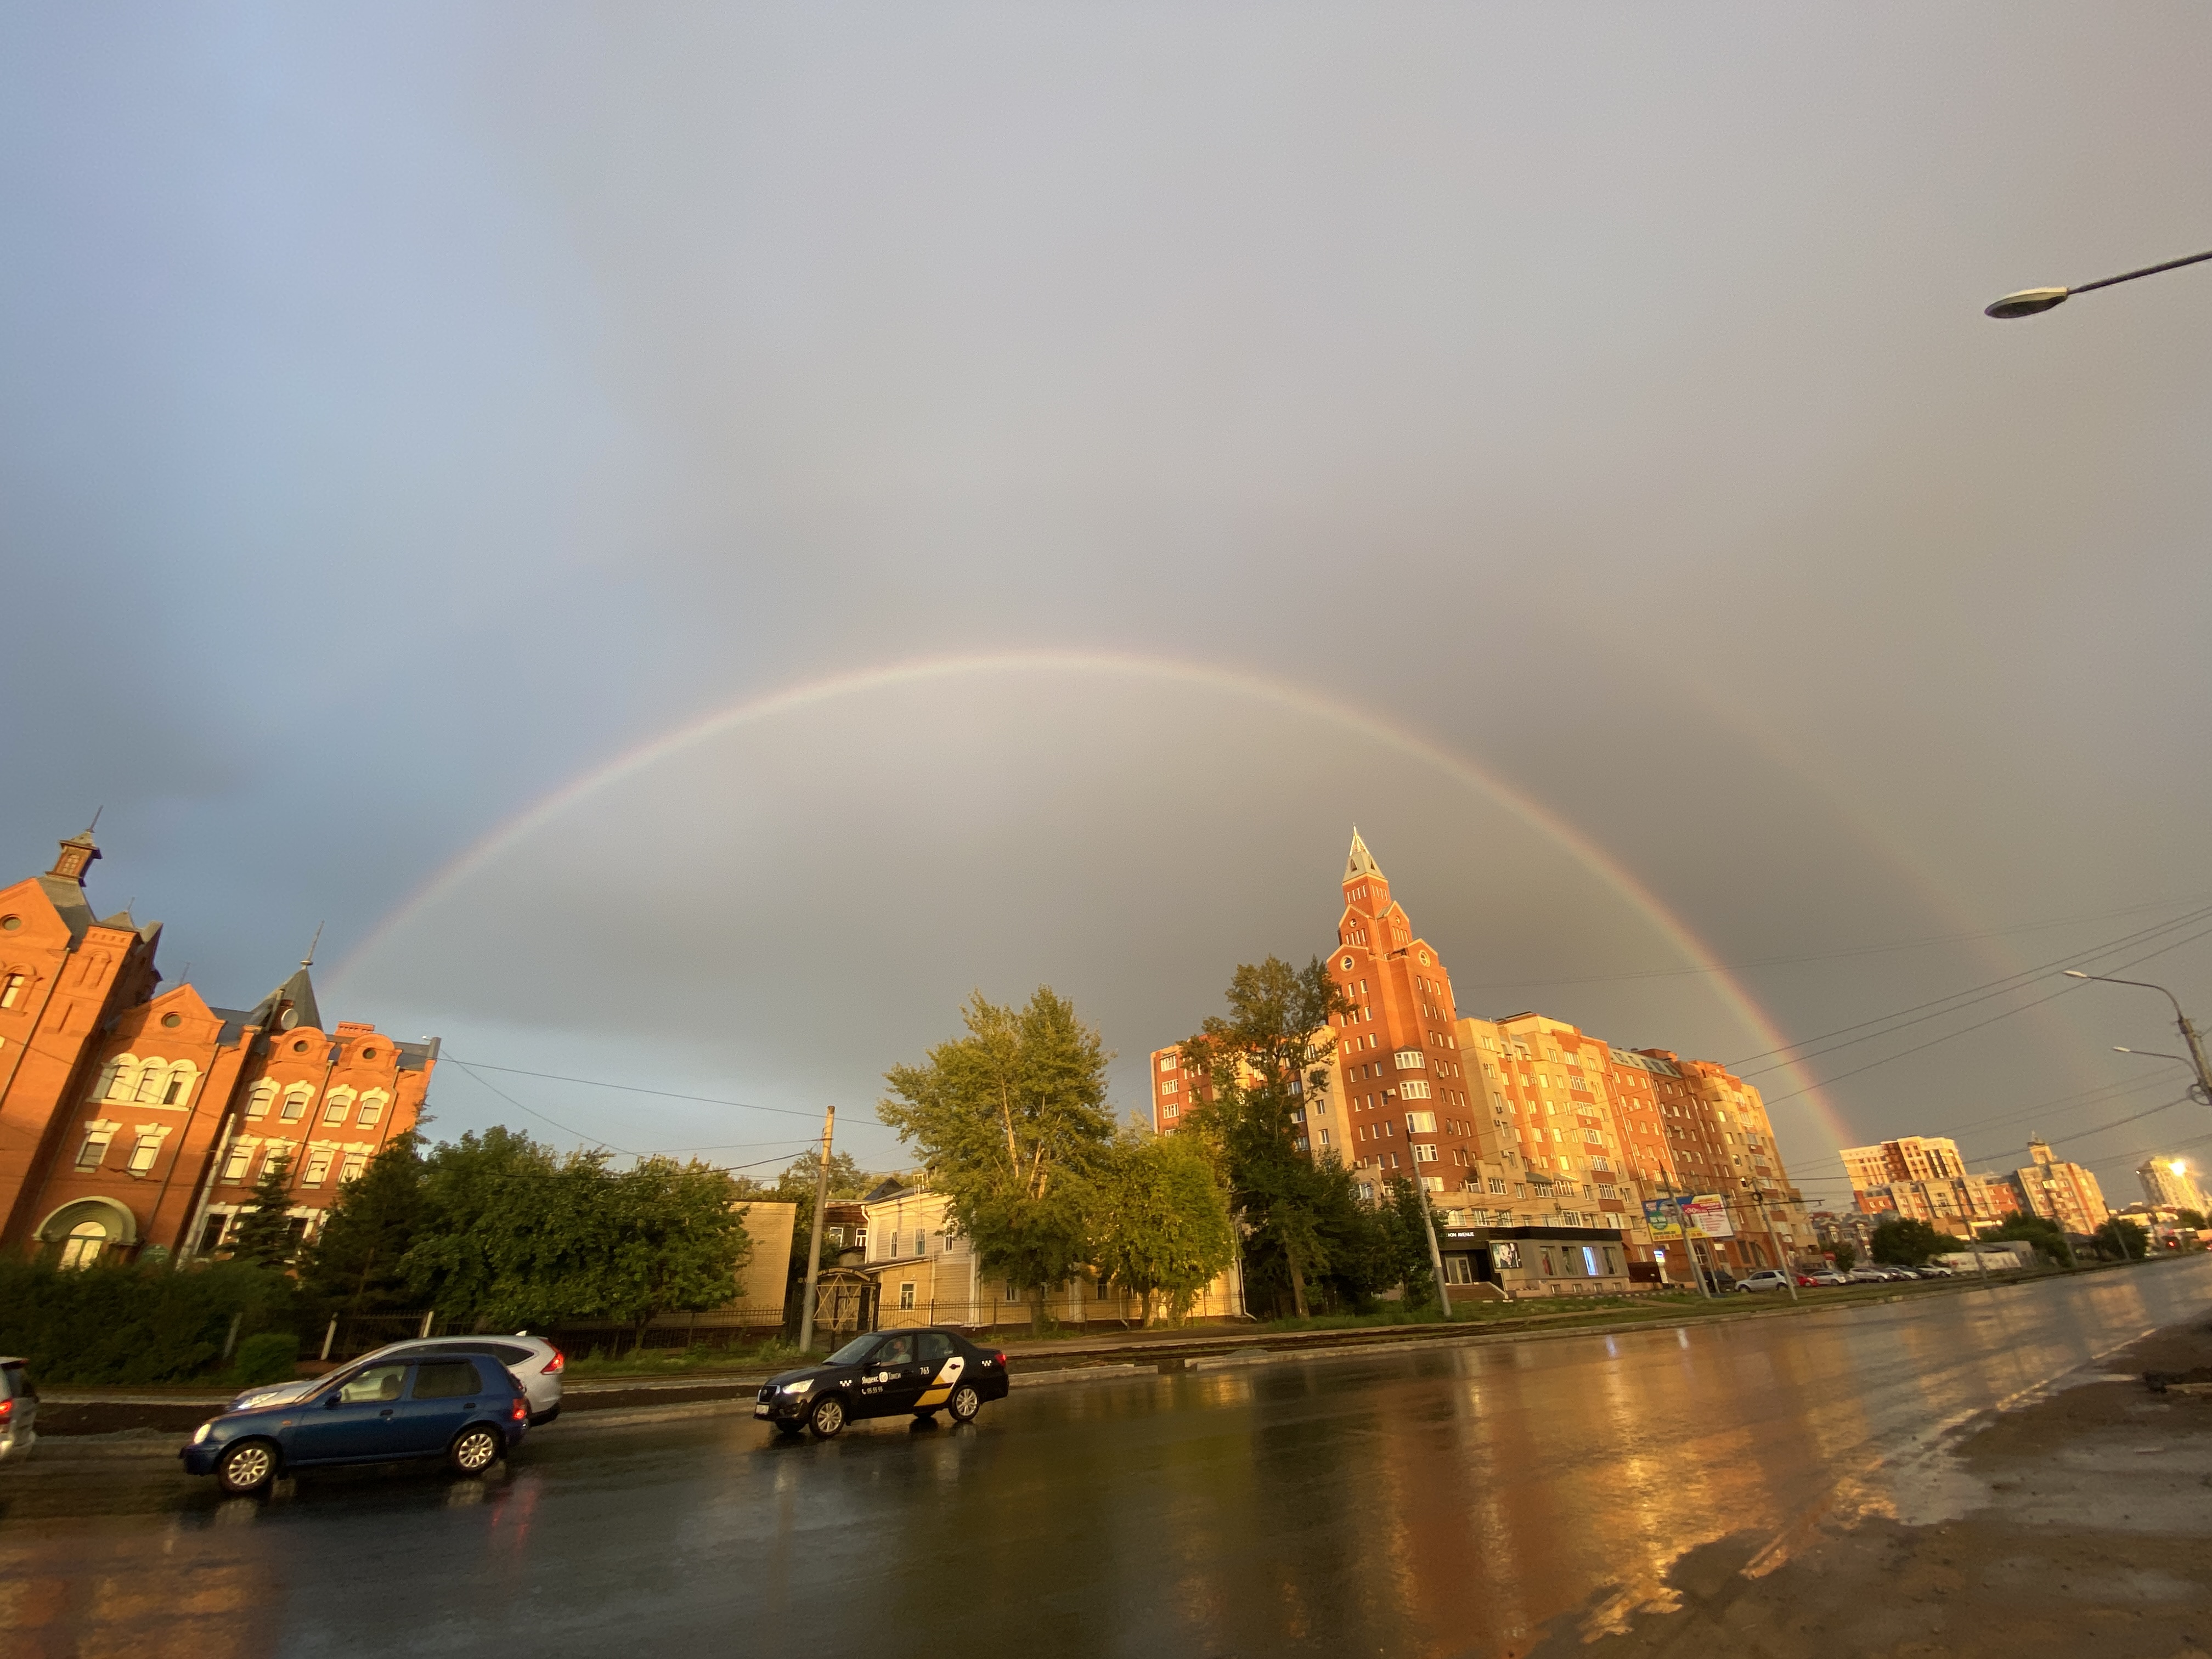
1344 827 1383 882
245 963 322 1034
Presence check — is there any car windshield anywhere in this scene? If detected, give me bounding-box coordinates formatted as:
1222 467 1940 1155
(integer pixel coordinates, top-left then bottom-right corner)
827 1334 882 1365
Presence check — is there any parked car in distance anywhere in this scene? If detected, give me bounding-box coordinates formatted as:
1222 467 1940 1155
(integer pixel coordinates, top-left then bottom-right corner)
1915 1264 1955 1277
229 1333 564 1425
185 1353 529 1496
0 1358 37 1464
1801 1269 1849 1286
1735 1269 1794 1293
1847 1266 1892 1283
757 1327 1010 1438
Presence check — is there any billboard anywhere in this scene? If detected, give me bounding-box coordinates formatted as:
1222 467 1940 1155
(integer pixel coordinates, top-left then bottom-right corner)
1642 1195 1736 1239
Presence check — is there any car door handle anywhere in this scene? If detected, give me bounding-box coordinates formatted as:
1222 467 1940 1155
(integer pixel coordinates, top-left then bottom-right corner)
380 1409 394 1419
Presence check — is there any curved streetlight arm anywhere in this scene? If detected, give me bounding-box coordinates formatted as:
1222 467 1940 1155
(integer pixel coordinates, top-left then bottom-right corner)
2067 970 2189 1024
2071 971 2212 1109
1985 246 2212 319
2071 246 2212 296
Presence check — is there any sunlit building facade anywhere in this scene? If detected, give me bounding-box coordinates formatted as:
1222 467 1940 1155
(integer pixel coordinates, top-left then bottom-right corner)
2004 1138 2110 1237
1841 1135 2015 1237
1149 830 1815 1283
2138 1155 2209 1214
0 828 435 1267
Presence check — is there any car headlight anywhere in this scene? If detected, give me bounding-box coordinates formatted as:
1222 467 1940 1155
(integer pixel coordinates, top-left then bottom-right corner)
781 1379 813 1396
193 1423 214 1444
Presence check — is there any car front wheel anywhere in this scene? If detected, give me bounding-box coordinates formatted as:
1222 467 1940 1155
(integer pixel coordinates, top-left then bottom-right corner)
808 1396 847 1438
448 1426 503 1476
218 1438 278 1496
947 1384 982 1424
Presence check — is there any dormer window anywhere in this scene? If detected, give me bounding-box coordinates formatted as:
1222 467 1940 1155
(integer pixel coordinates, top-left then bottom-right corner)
0 973 25 1009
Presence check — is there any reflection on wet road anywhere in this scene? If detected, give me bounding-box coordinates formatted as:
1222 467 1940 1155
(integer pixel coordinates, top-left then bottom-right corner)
6 1259 2208 1658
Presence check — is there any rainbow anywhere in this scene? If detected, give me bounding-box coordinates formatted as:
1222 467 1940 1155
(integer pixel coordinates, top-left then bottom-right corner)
329 649 1853 1157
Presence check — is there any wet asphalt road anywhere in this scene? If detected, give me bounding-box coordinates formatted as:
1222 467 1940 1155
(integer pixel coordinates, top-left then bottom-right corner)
7 1257 2209 1659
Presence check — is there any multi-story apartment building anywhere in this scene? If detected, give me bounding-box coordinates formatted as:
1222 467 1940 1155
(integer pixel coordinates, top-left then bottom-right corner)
1841 1135 2016 1237
2005 1138 2111 1236
1152 831 1815 1289
2138 1155 2209 1214
0 827 435 1266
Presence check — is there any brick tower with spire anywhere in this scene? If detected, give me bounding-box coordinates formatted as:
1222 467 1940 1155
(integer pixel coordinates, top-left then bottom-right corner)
1328 830 1487 1199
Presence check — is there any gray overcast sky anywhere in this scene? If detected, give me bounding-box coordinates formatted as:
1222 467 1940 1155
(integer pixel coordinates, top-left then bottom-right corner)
5 4 2209 1206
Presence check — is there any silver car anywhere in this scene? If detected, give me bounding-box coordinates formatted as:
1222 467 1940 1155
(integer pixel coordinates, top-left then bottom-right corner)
230 1333 565 1425
0 1358 36 1463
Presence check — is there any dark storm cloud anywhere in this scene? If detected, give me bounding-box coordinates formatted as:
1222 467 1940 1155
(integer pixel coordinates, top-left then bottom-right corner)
4 4 2209 1197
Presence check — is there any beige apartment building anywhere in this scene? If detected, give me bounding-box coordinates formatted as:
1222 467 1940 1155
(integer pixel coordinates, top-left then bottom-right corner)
858 1178 1244 1329
1841 1135 2017 1237
2008 1138 2111 1236
2138 1155 2209 1214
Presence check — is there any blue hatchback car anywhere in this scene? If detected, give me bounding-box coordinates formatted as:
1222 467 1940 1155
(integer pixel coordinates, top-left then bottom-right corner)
182 1352 529 1495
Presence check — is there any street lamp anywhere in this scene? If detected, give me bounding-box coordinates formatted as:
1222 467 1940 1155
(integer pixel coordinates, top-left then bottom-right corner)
2068 970 2212 1105
2111 1046 2212 1107
1984 246 2212 319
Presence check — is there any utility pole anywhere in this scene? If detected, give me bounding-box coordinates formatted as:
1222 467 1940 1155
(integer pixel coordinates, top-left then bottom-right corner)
1665 1177 1710 1300
1419 1192 1451 1319
796 1104 836 1355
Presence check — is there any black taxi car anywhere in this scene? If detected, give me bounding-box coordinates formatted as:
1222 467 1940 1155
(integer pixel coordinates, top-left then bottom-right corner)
758 1327 1009 1438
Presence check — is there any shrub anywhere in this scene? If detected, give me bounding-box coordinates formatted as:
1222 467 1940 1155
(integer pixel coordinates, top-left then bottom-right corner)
0 1257 301 1385
232 1331 300 1385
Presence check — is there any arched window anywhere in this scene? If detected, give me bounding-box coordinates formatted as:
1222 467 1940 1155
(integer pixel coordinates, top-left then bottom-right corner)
162 1064 196 1106
280 1085 313 1122
134 1060 169 1103
58 1221 108 1270
322 1088 355 1126
92 1059 122 1101
356 1091 388 1127
103 1057 140 1102
0 972 26 1009
245 1080 278 1120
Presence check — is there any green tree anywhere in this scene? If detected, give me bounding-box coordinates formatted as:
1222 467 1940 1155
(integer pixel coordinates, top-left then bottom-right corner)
297 1132 428 1313
228 1152 302 1267
880 988 1115 1321
1832 1242 1858 1272
1087 1129 1236 1325
400 1127 755 1336
2094 1216 2149 1261
1869 1217 1953 1266
2176 1207 2207 1230
1180 956 1350 1319
1378 1177 1440 1309
399 1127 572 1324
1990 1211 2072 1266
594 1156 753 1347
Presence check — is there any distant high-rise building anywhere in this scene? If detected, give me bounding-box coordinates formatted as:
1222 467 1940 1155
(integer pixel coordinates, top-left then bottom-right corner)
2138 1155 2208 1214
1840 1135 2013 1236
2005 1138 2111 1236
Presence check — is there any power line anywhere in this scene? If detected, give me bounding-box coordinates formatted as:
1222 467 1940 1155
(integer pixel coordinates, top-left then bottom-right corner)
443 1055 884 1127
1733 903 2212 1075
449 1060 640 1157
1750 918 2212 1111
1460 889 2212 993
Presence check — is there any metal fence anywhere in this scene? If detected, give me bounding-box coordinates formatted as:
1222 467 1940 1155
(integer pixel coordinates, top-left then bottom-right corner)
307 1306 793 1364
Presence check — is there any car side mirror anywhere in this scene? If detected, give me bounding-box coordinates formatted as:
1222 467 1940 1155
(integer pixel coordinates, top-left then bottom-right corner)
323 1392 343 1409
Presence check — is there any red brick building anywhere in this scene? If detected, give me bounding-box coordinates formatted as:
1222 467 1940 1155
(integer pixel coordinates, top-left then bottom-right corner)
1327 831 1487 1197
0 827 435 1266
